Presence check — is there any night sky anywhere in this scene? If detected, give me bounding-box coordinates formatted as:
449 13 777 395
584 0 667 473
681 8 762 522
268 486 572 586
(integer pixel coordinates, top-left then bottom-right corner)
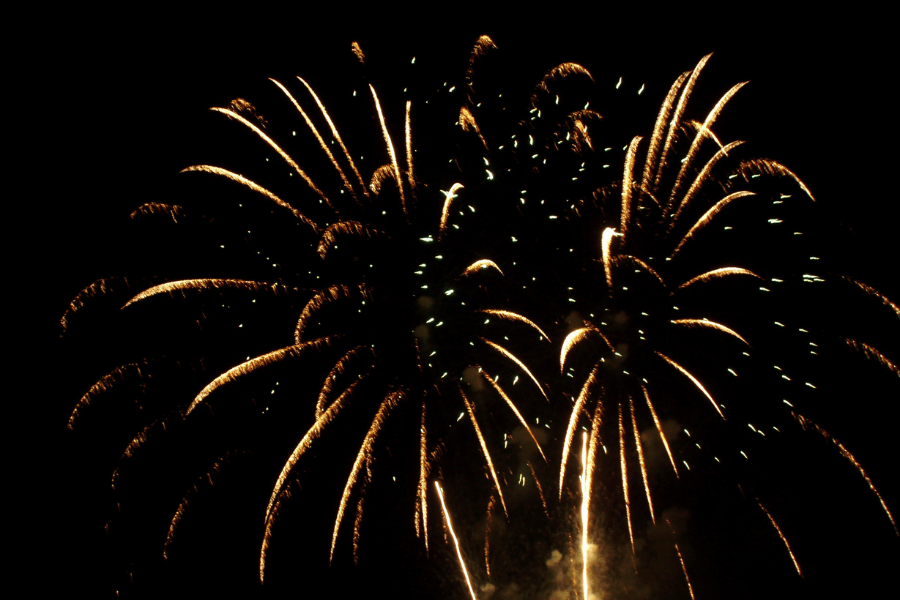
28 9 897 599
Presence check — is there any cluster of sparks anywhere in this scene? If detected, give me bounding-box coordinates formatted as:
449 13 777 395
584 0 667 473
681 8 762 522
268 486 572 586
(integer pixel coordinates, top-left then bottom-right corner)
64 35 898 598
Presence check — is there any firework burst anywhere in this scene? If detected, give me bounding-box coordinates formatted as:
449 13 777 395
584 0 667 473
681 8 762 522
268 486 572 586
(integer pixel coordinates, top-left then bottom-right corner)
59 31 898 599
63 36 561 589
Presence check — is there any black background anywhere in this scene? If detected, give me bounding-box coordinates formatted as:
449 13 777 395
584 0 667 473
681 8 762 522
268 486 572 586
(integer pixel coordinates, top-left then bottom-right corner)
23 7 898 599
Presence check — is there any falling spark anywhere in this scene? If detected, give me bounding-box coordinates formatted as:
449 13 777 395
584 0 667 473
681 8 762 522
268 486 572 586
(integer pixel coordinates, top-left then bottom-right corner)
481 338 549 402
477 309 551 342
436 481 478 600
620 135 643 241
295 76 370 197
630 397 655 523
581 432 590 600
670 190 755 257
266 378 362 521
672 318 749 345
844 338 900 378
368 84 407 215
843 277 900 318
181 166 318 230
416 402 430 551
210 107 333 209
619 403 636 556
643 384 679 476
656 351 724 419
188 340 332 414
481 371 547 463
561 366 600 498
330 390 403 562
674 541 695 600
757 500 802 576
792 413 898 535
269 78 359 203
461 386 508 517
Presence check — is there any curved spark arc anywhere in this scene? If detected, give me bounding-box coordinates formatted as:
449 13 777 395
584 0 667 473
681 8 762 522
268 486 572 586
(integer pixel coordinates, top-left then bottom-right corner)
461 385 509 518
187 340 332 415
122 278 297 308
439 183 465 238
670 190 755 257
585 400 604 509
318 221 386 259
601 227 619 291
793 413 898 535
560 365 600 499
210 107 334 210
617 255 665 286
674 541 695 600
530 62 594 111
269 77 359 204
655 351 724 419
620 136 643 242
843 277 900 319
527 460 549 517
462 259 503 277
165 453 246 561
316 346 371 418
477 309 551 342
639 71 689 209
480 338 549 402
112 411 186 490
294 284 371 343
265 378 362 522
180 166 319 230
675 267 762 291
671 318 749 346
663 81 748 211
652 53 713 193
666 140 746 233
480 371 548 464
68 361 147 429
843 338 900 378
561 327 615 374
330 389 403 562
757 500 802 577
735 158 816 202
642 384 679 477
629 396 655 524
296 76 370 198
620 135 644 242
368 83 408 216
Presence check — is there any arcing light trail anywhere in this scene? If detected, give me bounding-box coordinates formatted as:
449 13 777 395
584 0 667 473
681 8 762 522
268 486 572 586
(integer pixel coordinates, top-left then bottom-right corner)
436 482 478 600
63 34 899 596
